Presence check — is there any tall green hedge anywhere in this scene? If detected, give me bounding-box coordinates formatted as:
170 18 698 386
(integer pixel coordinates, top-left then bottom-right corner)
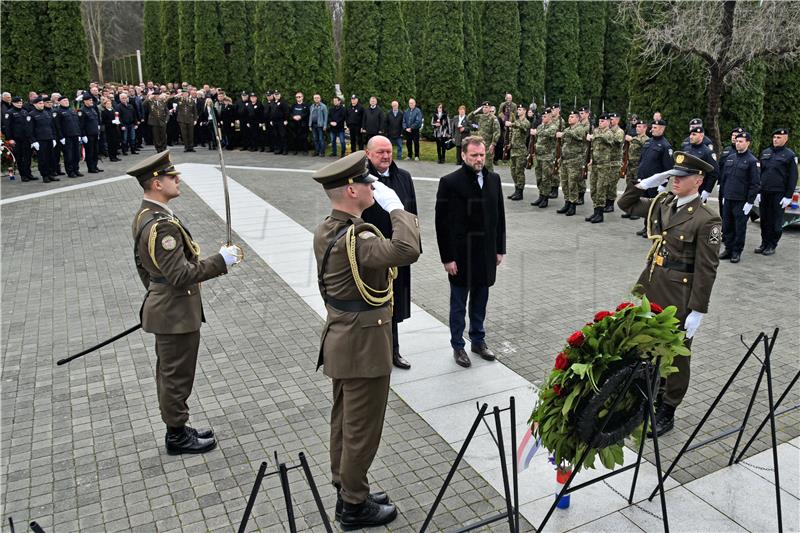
517 0 546 106
479 2 520 104
159 2 181 84
720 60 767 153
143 1 162 81
194 1 226 88
292 1 336 99
418 1 466 116
578 2 606 107
220 1 253 93
602 5 631 119
461 2 482 106
177 1 195 84
342 0 380 100
5 1 52 94
545 0 581 106
761 63 800 154
49 1 91 96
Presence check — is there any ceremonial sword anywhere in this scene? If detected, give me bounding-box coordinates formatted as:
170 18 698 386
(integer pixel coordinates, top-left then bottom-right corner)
207 99 233 246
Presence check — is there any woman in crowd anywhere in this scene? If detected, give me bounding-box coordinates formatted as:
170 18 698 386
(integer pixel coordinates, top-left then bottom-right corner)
100 96 121 162
431 103 450 164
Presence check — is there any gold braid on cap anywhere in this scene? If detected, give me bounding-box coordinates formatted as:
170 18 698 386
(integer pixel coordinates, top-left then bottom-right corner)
345 223 397 307
645 191 671 281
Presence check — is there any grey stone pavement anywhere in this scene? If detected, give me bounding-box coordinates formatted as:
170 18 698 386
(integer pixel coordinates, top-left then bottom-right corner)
2 145 798 531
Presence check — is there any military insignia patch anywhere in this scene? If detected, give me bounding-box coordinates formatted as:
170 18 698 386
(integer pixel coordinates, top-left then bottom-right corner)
676 153 685 164
26 116 31 121
711 153 717 160
708 224 722 245
161 235 177 250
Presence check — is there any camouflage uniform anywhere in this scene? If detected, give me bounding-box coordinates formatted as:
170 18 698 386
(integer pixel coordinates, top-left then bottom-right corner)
579 119 591 195
589 125 616 207
467 109 501 173
559 122 589 203
534 120 558 195
608 125 625 202
508 115 530 189
625 134 648 185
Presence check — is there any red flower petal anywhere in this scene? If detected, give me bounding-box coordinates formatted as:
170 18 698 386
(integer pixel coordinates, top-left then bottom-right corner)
594 310 613 322
567 331 585 347
650 302 664 313
616 302 635 312
554 352 569 371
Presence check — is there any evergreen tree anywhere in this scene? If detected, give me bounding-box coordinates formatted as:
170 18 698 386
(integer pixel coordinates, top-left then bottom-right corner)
721 61 767 154
761 63 800 154
49 0 91 96
178 1 195 84
461 1 481 106
160 2 181 83
143 0 162 81
252 2 271 90
375 1 416 108
517 0 546 106
220 1 253 92
5 1 52 95
342 1 380 99
253 1 296 92
402 0 429 91
545 0 581 105
292 1 336 99
578 2 606 106
601 5 631 119
480 2 520 104
194 1 226 87
417 1 465 117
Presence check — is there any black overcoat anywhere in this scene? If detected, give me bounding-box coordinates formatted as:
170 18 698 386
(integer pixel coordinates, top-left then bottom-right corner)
435 164 506 287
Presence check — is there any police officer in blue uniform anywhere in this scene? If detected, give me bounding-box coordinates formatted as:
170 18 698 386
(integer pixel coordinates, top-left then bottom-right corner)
30 96 59 182
682 118 714 149
4 96 36 181
634 118 673 236
718 131 761 263
56 95 84 178
681 125 719 201
79 93 103 173
756 128 798 256
718 127 743 178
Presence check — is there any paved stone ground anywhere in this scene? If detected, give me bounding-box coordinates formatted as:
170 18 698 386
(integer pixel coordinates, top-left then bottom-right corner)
2 145 798 531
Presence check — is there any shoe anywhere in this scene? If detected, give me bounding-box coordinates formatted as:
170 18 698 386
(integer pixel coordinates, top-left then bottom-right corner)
585 207 598 222
75 172 84 177
187 148 195 152
556 201 571 214
761 247 775 256
636 228 647 237
110 157 121 162
719 248 732 260
591 209 604 223
67 173 77 178
339 499 397 530
453 348 471 368
43 177 51 183
730 252 741 263
56 171 66 176
629 215 640 220
565 203 576 216
603 199 615 213
538 197 549 208
647 404 675 438
392 351 411 370
28 175 39 180
185 426 214 439
621 212 631 219
131 151 139 155
754 245 764 254
335 488 390 521
414 157 419 161
21 176 30 182
508 188 523 201
49 176 60 182
575 192 585 205
121 151 128 156
549 186 559 199
531 195 543 207
471 342 496 361
165 427 217 455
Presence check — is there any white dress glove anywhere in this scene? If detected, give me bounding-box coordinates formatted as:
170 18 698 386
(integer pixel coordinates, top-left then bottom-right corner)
81 136 88 143
780 197 792 209
700 190 710 202
684 311 704 339
371 181 404 212
52 139 57 147
754 193 761 206
60 138 66 145
657 184 667 193
31 142 40 150
636 171 670 190
112 119 120 125
219 245 242 266
743 203 753 215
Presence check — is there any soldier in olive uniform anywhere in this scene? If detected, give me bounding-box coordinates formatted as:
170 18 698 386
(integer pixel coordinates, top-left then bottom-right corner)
605 112 625 212
506 105 530 200
312 151 421 529
530 107 558 208
128 151 242 454
618 151 721 436
145 93 169 153
556 110 589 216
466 102 501 174
176 93 198 152
621 119 648 221
585 114 615 223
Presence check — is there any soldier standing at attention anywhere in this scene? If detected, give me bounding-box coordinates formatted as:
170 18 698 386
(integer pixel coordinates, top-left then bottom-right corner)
618 152 721 436
555 110 589 216
585 114 614 223
466 101 501 174
145 93 169 153
605 112 625 212
756 128 798 256
128 151 242 454
506 104 530 201
530 107 558 208
312 151 420 529
177 92 198 152
633 118 673 237
30 96 59 183
5 96 37 182
718 131 761 263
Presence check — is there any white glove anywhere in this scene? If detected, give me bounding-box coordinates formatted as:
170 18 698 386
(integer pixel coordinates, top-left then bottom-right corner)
60 138 66 145
371 181 404 212
31 142 40 150
52 139 57 147
780 197 792 209
684 311 704 339
636 171 670 190
657 184 667 193
700 190 710 202
81 136 88 143
112 119 120 125
754 193 761 206
219 245 242 266
743 203 753 215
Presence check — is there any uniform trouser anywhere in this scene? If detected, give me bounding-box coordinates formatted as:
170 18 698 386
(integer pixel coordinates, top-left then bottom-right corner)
534 155 555 193
607 164 622 201
179 122 194 149
154 331 200 427
510 154 526 188
36 141 54 176
63 137 80 174
348 128 364 153
330 375 390 504
590 164 614 207
52 140 63 172
273 123 287 152
483 153 494 174
167 118 179 144
661 337 693 407
152 126 167 152
721 199 748 253
85 134 99 170
405 129 420 158
759 192 785 249
625 168 638 188
559 160 582 202
245 124 259 149
11 142 33 178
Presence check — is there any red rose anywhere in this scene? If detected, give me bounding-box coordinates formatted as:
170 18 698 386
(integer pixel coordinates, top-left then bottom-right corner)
553 384 563 396
554 352 569 371
616 302 634 312
650 302 664 313
567 331 585 347
594 310 613 322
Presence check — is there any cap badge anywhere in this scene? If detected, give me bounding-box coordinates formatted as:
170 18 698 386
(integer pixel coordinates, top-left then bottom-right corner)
675 154 685 164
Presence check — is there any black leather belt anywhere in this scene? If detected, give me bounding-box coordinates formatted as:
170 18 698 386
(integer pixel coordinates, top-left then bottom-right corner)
325 297 388 313
659 259 694 273
150 276 169 284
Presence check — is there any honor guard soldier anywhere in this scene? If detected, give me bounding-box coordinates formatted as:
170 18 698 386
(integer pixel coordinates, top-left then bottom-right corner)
633 118 673 236
682 125 719 201
585 113 615 223
30 96 59 182
530 106 558 208
756 128 797 255
79 92 103 173
507 104 530 200
4 96 36 181
128 151 242 455
312 151 421 529
682 118 714 149
718 131 761 263
555 110 589 216
466 101 501 173
619 151 722 436
55 94 83 178
605 112 625 212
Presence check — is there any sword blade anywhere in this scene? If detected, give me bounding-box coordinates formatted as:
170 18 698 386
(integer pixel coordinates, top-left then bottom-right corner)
208 102 232 245
57 323 142 365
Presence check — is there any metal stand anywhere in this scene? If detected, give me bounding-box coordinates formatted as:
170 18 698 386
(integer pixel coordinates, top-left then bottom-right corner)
421 398 520 533
536 360 670 533
647 328 789 533
238 451 332 533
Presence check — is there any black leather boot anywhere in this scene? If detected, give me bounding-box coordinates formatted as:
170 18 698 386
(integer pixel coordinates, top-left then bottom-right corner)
392 351 411 369
538 196 549 208
575 192 585 205
647 404 675 438
165 426 217 455
335 486 390 521
556 201 571 214
549 186 559 198
508 187 523 200
603 199 615 212
565 202 576 216
591 208 604 223
531 195 543 206
585 207 599 222
339 499 397 530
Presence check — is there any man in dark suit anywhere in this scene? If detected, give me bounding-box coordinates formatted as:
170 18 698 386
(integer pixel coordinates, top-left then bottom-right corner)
435 136 507 367
361 135 419 370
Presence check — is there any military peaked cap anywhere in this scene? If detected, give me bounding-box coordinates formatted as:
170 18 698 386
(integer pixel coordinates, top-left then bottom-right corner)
126 150 180 184
690 126 704 134
81 92 94 101
773 128 789 135
652 118 667 126
599 113 610 121
731 126 745 135
667 151 714 177
689 118 703 126
608 112 620 118
736 131 752 141
313 150 377 190
11 96 22 103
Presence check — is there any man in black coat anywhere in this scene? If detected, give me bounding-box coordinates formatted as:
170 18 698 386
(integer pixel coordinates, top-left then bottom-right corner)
345 95 365 153
756 128 798 255
361 136 419 369
435 136 506 368
362 96 384 145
